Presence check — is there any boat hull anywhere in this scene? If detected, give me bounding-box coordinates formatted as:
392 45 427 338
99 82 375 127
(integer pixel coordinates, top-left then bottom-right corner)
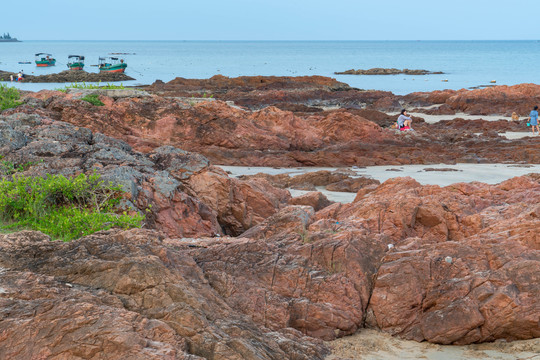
99 63 127 73
68 62 84 70
36 60 56 67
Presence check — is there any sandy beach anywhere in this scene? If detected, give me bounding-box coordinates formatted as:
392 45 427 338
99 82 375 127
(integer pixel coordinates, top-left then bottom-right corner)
327 329 540 360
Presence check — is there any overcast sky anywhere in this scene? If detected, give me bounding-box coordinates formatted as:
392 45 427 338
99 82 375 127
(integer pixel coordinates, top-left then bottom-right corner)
2 0 539 40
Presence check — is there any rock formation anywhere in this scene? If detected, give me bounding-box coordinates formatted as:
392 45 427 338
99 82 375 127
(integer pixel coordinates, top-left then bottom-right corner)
335 68 444 75
6 89 540 167
0 69 134 83
0 113 290 238
0 229 327 359
0 76 538 358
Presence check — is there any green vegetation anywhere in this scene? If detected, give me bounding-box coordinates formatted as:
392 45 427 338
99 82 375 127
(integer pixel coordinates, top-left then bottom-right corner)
80 94 105 106
0 173 143 241
56 82 125 92
0 156 35 176
0 84 21 111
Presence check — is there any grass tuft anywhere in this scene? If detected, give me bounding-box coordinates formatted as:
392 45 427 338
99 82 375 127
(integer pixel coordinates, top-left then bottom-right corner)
0 172 143 241
80 94 105 106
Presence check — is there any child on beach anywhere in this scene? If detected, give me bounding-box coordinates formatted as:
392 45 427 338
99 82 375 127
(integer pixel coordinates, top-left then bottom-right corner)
528 106 539 135
397 109 413 130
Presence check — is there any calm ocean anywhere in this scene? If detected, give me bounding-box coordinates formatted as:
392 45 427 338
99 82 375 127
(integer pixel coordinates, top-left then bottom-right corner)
1 40 539 95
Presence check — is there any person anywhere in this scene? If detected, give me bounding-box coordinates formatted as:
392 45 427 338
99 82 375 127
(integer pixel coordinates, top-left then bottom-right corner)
397 109 413 130
511 112 519 121
16 72 22 82
529 106 539 135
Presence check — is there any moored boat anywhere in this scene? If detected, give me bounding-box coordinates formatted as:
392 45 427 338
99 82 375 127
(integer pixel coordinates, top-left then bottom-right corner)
67 55 85 70
98 57 127 73
35 53 56 67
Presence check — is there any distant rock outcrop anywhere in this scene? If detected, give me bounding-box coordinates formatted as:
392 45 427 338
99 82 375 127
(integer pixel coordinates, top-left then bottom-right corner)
335 68 444 75
0 69 134 83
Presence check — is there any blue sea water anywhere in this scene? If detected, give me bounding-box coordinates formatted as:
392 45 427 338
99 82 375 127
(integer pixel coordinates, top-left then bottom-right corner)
0 40 539 95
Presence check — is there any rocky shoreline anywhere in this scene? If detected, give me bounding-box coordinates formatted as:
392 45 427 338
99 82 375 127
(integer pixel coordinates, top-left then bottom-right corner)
0 76 538 359
0 69 135 83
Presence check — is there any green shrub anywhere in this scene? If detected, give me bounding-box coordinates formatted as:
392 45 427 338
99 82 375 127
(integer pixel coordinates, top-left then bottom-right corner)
0 155 36 176
80 94 104 106
0 173 143 241
0 84 21 111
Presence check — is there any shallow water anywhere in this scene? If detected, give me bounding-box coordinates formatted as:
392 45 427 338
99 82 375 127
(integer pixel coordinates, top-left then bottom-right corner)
1 40 539 94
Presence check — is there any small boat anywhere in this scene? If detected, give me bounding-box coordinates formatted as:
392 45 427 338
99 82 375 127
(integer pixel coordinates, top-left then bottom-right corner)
98 56 127 73
67 55 85 70
35 53 56 67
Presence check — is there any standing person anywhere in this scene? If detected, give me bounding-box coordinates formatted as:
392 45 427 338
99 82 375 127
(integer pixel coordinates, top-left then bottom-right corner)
16 72 22 82
397 109 413 130
529 106 539 135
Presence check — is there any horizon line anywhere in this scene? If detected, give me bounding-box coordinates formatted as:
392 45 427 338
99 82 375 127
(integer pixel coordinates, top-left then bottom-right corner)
10 39 540 42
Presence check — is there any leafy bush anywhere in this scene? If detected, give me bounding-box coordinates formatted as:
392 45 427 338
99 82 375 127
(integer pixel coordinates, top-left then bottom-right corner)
0 155 36 176
80 94 104 106
0 84 21 111
0 173 143 241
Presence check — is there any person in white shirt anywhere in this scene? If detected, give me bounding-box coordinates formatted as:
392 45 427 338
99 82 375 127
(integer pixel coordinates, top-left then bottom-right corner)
397 109 413 130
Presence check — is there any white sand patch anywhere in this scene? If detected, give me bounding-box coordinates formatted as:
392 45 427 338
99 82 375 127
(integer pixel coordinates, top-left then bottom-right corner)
499 131 540 139
289 187 357 204
220 164 540 203
326 329 540 360
389 112 514 124
221 164 540 187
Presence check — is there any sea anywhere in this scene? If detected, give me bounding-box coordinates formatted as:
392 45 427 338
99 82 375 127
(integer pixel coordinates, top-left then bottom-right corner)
0 40 539 95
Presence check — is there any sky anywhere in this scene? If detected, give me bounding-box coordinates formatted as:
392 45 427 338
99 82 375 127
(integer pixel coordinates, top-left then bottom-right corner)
1 0 539 41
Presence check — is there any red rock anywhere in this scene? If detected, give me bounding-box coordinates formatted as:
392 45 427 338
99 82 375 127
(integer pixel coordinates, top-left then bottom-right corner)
185 166 291 235
0 229 328 360
288 191 334 211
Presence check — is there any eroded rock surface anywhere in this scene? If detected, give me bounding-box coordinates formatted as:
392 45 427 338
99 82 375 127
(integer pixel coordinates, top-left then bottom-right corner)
0 229 327 359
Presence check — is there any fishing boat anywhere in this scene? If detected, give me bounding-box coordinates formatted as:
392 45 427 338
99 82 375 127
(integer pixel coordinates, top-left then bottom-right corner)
67 55 85 70
35 53 56 67
98 57 127 73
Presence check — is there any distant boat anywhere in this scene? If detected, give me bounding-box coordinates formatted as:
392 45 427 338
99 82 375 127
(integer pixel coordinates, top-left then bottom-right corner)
67 55 85 70
0 33 20 42
98 56 127 73
35 53 56 67
18 61 32 64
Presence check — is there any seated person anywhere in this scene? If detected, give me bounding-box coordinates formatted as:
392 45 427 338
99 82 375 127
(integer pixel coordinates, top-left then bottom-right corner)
397 109 413 130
